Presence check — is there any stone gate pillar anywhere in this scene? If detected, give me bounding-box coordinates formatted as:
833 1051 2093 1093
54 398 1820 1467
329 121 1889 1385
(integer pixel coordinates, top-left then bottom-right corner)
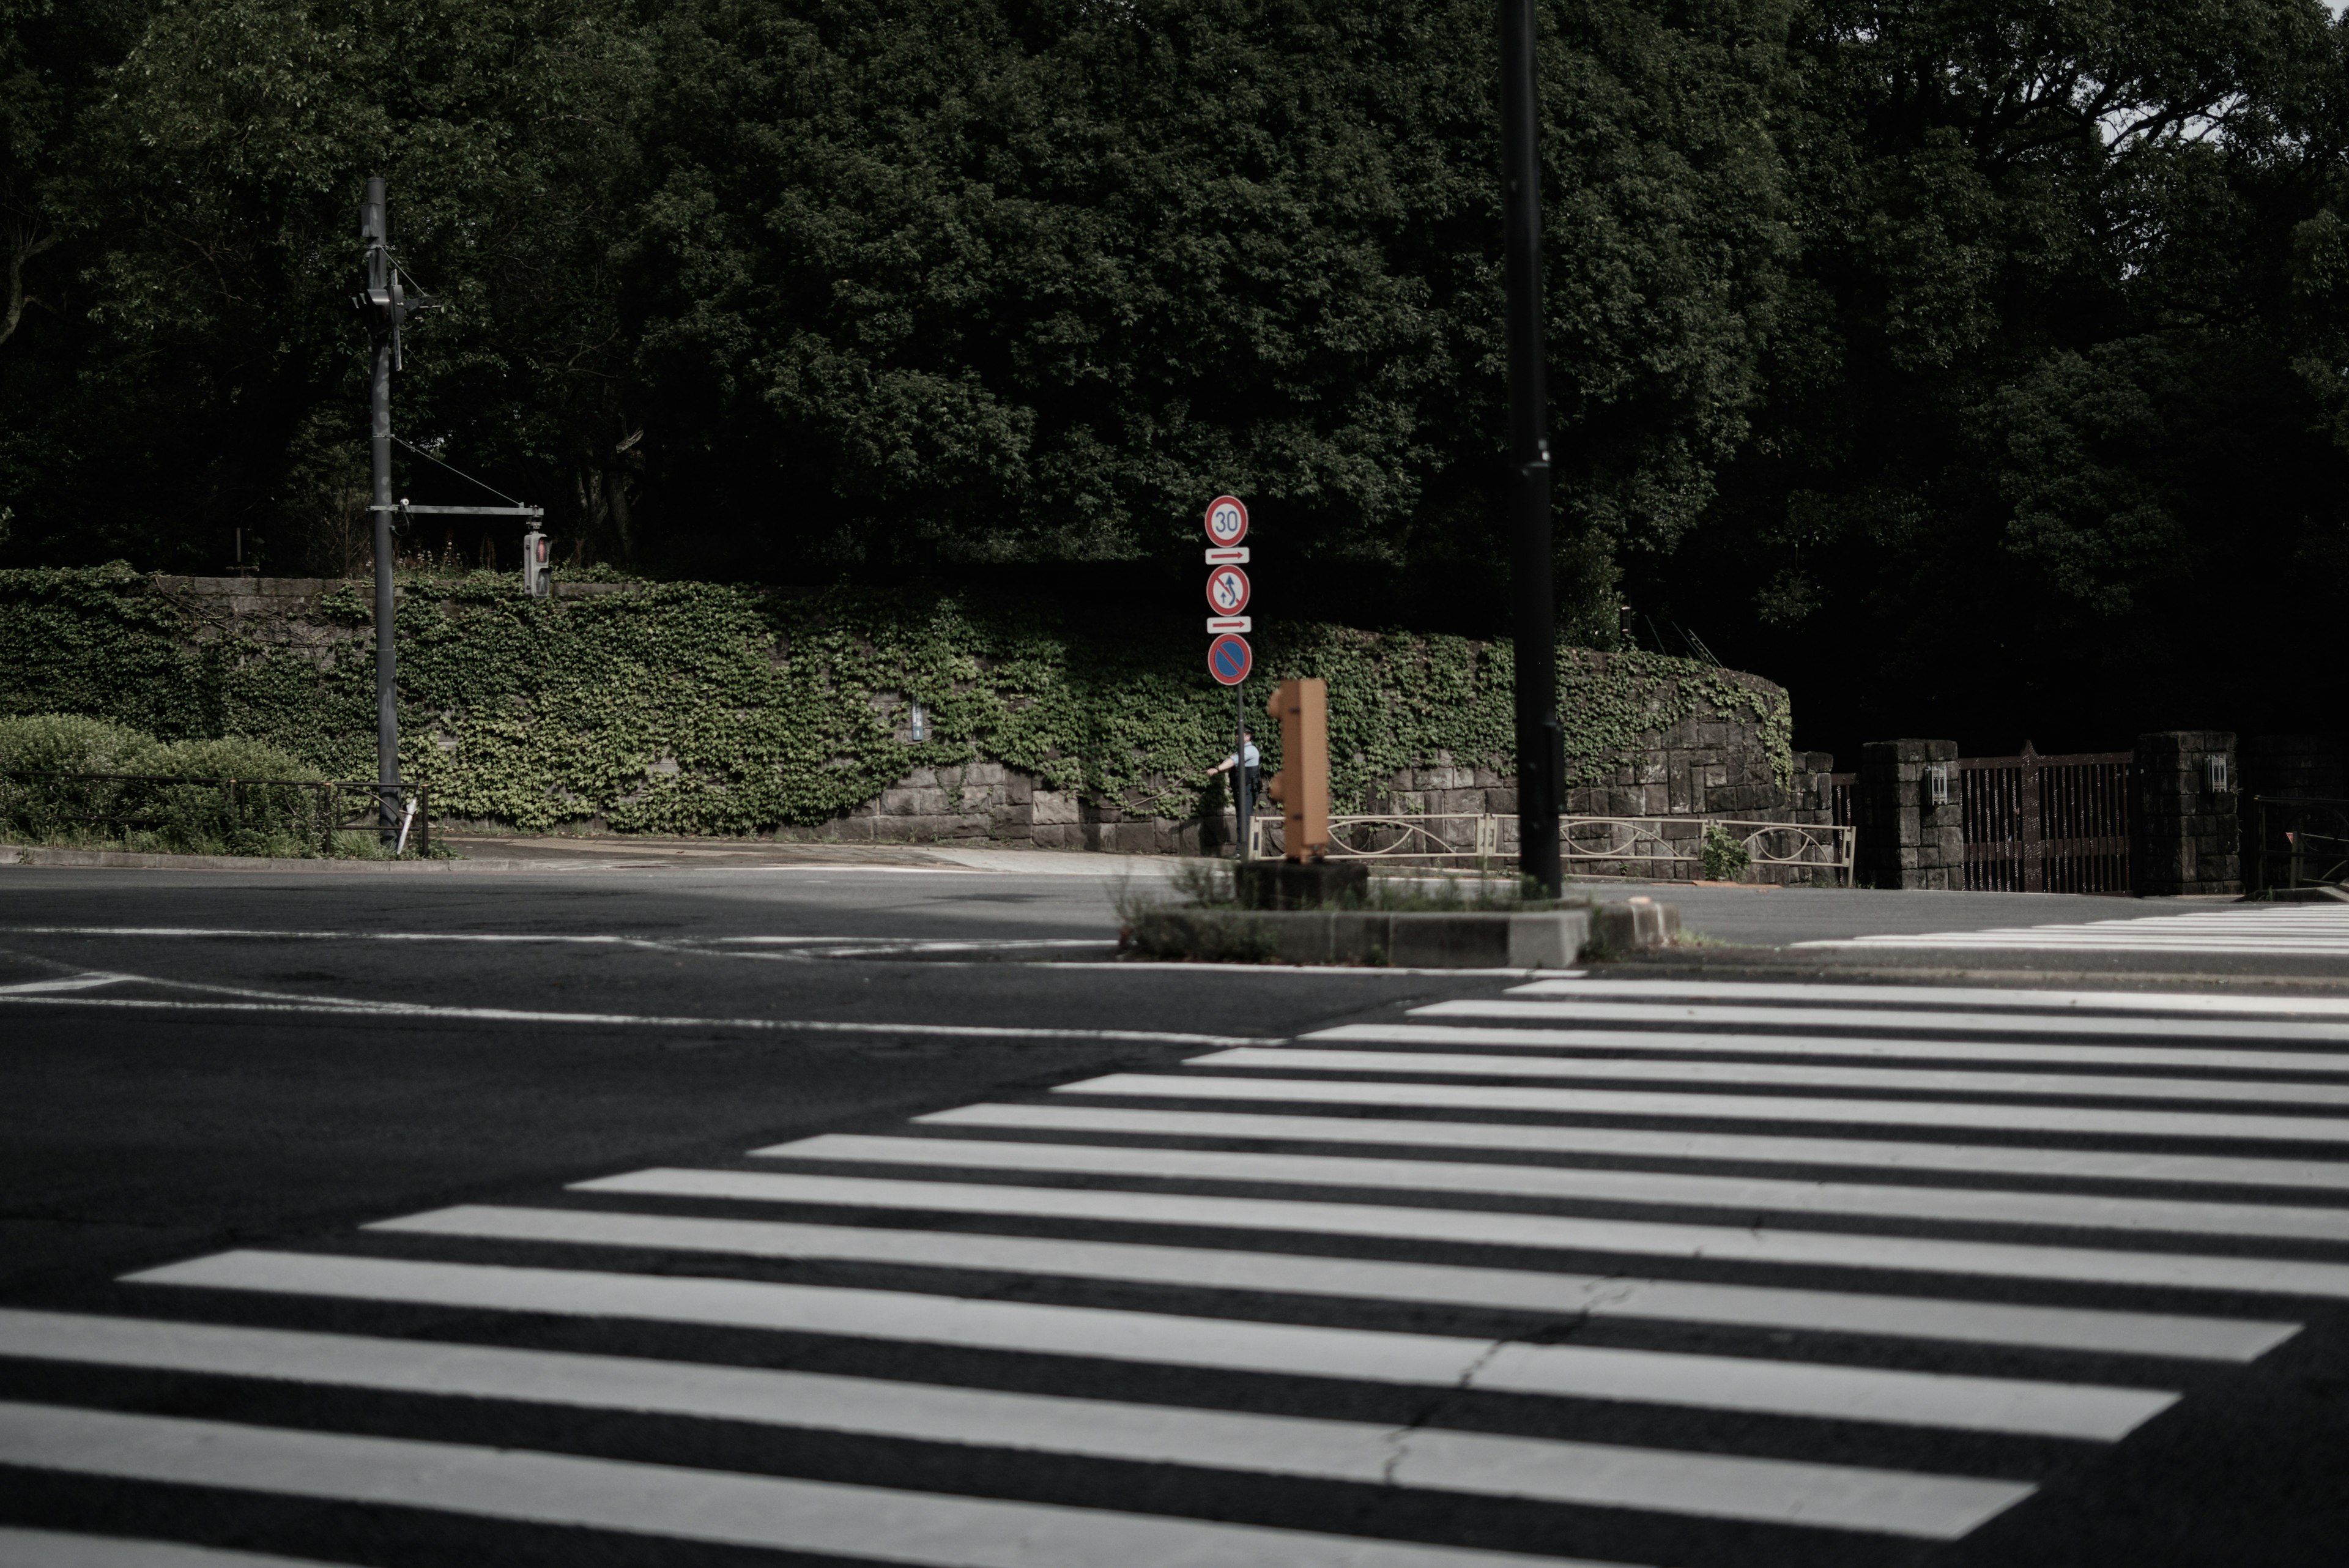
2132 732 2240 896
1857 739 1962 890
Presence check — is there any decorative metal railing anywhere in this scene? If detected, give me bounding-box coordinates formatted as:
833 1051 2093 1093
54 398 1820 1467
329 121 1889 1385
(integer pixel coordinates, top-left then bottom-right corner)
1557 817 1854 884
2247 795 2349 894
1246 811 1853 884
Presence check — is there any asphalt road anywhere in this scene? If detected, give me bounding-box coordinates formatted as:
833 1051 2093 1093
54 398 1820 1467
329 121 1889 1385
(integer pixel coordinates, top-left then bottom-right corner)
2 856 2347 1568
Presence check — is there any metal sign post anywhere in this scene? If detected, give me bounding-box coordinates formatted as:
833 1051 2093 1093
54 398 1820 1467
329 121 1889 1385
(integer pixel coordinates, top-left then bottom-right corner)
1203 496 1253 860
1498 0 1562 895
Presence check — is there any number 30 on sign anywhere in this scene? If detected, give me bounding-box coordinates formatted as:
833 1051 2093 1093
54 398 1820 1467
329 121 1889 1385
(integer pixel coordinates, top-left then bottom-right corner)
1204 495 1249 547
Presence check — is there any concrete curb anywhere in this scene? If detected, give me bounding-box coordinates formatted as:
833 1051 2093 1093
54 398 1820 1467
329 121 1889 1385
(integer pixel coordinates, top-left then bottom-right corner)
1130 908 1597 967
0 845 555 872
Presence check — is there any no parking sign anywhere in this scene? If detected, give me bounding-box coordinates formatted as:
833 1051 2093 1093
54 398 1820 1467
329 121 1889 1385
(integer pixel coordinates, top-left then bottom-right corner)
1208 632 1253 686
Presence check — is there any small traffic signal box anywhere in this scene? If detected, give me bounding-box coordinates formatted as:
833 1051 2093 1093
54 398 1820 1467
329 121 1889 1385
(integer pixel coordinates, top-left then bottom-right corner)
521 529 553 598
1264 677 1330 860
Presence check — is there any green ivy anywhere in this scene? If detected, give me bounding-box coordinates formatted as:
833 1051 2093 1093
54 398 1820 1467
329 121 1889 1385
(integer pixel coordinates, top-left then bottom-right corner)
0 566 1793 834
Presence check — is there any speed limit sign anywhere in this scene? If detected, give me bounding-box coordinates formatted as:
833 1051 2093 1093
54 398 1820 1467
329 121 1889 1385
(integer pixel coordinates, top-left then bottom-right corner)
1204 494 1249 547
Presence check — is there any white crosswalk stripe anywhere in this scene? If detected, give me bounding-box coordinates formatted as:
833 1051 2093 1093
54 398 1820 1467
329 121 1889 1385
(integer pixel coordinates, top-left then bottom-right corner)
0 1526 356 1568
0 1401 1601 1568
1793 903 2349 954
0 1309 2034 1536
12 973 2349 1564
373 1203 2288 1358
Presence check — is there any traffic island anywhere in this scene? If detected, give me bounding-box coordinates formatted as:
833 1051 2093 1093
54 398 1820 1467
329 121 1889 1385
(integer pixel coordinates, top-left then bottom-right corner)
1123 897 1680 967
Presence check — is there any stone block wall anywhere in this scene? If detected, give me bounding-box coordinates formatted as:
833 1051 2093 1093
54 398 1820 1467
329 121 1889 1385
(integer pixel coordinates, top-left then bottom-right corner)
2132 731 2240 896
1549 712 1792 820
1784 752 1843 826
1855 739 1963 890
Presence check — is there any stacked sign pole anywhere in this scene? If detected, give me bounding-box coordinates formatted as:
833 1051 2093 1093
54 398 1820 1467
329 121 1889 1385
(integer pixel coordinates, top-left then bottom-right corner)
1203 495 1253 860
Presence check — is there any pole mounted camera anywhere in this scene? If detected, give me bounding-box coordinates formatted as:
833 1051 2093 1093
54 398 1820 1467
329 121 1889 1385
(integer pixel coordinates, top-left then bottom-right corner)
354 182 439 370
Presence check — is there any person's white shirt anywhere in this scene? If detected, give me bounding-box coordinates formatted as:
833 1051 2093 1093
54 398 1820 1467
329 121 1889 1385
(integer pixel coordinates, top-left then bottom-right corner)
1222 741 1260 770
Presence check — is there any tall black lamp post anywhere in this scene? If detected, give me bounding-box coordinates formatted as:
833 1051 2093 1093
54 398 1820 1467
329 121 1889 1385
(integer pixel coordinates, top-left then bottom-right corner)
358 179 400 838
1499 0 1562 894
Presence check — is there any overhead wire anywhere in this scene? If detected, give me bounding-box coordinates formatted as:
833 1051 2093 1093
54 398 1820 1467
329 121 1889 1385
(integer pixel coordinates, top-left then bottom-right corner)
390 435 528 509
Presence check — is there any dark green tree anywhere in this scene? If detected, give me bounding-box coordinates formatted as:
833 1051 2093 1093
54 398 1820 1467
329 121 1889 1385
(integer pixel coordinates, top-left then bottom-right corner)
1677 0 2349 748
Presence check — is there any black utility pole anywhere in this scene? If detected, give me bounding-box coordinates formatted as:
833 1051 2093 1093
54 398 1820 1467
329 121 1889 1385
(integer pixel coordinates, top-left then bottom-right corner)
1499 0 1562 896
1234 685 1250 863
359 178 401 839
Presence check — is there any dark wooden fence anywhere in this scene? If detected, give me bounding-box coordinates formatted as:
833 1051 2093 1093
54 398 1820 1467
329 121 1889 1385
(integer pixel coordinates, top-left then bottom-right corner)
1954 745 2133 894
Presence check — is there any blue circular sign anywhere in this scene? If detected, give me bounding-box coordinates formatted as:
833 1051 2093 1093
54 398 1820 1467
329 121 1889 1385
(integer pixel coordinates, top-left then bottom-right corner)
1208 633 1253 686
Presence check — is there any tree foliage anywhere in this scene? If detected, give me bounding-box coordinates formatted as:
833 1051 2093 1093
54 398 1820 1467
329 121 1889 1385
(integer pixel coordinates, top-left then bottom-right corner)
2 0 2346 752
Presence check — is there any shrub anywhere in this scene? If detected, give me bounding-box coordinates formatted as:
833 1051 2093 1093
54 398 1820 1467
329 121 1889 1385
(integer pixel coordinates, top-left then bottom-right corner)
1700 820 1753 881
0 713 156 775
0 713 335 855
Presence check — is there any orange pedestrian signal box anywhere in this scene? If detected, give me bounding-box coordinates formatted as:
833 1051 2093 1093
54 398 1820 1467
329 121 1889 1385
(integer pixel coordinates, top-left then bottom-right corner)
1263 677 1330 860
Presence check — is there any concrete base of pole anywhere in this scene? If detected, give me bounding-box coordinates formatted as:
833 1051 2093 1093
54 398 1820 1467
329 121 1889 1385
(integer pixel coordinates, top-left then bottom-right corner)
1234 860 1370 910
1127 907 1597 967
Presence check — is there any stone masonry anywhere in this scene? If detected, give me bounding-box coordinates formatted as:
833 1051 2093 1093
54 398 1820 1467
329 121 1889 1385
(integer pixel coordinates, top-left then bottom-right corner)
2132 730 2240 896
1855 738 1963 890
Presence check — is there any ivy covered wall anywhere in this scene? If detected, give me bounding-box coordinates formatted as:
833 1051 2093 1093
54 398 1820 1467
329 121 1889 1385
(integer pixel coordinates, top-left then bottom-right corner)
0 566 1794 839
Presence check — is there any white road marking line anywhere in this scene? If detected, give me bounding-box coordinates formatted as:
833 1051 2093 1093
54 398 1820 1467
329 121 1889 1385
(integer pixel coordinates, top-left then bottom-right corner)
709 936 902 943
127 1252 2174 1439
1186 1048 2349 1109
1794 908 2349 955
1503 978 2349 1018
926 1101 2349 1195
1062 1070 2349 1146
751 1133 2349 1243
0 1526 354 1567
0 927 657 942
0 1309 2027 1537
784 939 1108 956
1047 962 1586 978
1411 1000 2349 1045
1313 1022 2349 1074
0 1402 1603 1568
574 1166 2349 1304
0 927 1080 951
377 1205 2295 1362
0 989 1256 1047
1802 938 2349 954
0 972 128 995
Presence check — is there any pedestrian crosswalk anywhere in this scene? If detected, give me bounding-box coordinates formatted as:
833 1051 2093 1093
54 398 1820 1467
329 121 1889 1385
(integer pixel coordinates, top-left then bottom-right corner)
6 975 2349 1564
1797 902 2349 954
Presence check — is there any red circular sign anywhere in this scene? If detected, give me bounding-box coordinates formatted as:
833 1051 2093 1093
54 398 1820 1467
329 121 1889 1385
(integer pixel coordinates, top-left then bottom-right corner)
1204 495 1249 547
1205 565 1252 615
1207 633 1253 686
